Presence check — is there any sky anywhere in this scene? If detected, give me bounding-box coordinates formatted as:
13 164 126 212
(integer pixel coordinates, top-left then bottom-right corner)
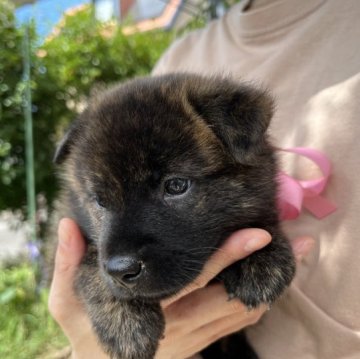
15 0 167 41
15 0 90 40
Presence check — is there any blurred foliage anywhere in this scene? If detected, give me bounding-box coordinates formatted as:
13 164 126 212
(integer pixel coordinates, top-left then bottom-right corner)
0 0 174 219
0 263 68 358
0 0 29 213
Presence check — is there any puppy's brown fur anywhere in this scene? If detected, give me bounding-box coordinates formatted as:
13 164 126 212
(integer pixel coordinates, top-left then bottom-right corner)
54 73 295 359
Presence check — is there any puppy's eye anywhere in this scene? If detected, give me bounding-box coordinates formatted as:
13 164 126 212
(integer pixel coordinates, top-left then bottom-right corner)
164 178 191 196
94 194 106 209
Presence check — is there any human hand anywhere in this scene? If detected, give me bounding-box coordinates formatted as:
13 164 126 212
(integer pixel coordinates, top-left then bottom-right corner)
49 218 314 359
155 230 313 359
48 218 108 359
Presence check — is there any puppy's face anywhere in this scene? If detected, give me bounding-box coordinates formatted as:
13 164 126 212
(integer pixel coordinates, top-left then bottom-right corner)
55 74 277 301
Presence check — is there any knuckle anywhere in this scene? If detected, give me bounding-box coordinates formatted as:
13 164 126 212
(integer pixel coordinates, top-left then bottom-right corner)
209 253 232 273
188 279 204 292
48 295 63 322
228 299 244 313
187 283 200 293
246 309 264 325
48 292 78 324
54 258 73 276
48 284 72 323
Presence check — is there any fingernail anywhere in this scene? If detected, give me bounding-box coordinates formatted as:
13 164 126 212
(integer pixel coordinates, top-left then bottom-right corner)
244 234 271 252
293 238 314 259
293 241 305 257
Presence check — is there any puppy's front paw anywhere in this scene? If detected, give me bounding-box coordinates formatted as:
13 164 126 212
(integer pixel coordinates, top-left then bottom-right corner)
90 299 165 359
75 252 165 359
219 240 295 308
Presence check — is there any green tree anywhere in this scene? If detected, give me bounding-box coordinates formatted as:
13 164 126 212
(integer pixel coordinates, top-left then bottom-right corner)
0 1 173 221
0 0 32 213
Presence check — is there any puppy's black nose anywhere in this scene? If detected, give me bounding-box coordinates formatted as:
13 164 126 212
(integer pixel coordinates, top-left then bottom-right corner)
105 256 144 288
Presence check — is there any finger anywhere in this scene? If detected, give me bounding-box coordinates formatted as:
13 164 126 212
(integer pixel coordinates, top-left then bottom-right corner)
291 236 315 262
162 228 271 307
164 283 249 334
178 307 266 358
165 238 315 331
48 218 86 324
48 220 108 356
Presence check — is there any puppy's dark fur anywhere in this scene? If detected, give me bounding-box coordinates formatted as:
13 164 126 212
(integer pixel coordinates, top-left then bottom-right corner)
54 73 295 359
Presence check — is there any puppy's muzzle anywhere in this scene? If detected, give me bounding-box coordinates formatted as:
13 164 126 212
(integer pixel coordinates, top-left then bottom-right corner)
105 256 144 289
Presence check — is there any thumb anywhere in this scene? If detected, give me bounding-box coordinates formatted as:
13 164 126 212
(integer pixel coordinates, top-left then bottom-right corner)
54 217 85 277
48 218 86 324
48 219 105 354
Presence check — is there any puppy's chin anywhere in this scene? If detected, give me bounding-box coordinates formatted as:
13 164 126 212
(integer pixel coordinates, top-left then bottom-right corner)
103 273 184 302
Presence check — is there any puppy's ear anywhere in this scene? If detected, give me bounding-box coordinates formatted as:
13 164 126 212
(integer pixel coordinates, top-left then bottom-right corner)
187 79 274 164
53 121 80 164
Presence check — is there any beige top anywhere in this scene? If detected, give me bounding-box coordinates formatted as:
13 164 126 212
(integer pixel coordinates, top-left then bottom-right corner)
153 0 360 358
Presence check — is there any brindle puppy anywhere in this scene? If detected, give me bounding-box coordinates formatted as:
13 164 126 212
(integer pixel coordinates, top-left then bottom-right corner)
54 73 295 359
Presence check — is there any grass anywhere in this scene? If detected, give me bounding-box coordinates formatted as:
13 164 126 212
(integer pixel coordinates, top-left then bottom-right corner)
0 263 68 359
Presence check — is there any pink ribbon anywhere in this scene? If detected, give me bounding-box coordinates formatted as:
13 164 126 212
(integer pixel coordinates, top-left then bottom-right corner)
277 147 337 221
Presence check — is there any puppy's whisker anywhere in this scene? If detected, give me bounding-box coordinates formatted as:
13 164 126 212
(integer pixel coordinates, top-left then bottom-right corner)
182 265 219 278
185 246 230 255
181 259 205 264
182 264 225 276
182 258 233 270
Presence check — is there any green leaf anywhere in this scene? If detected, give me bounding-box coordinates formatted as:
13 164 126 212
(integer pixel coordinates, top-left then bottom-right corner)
0 287 17 304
